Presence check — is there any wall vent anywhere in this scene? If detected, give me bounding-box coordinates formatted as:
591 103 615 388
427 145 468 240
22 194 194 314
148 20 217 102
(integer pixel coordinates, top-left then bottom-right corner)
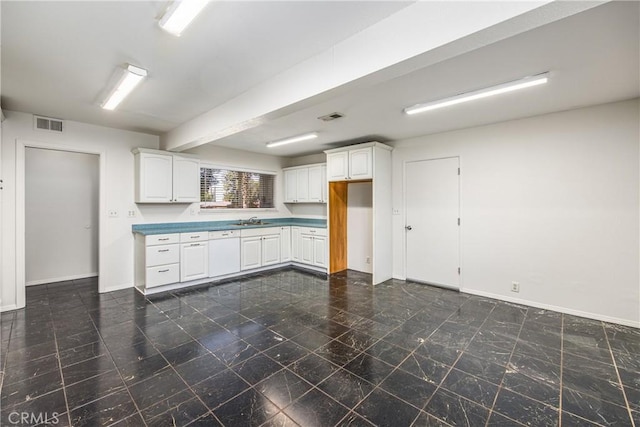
318 112 344 122
33 115 63 132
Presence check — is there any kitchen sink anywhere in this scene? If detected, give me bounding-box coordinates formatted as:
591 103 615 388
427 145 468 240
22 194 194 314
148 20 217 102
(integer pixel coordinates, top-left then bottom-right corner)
232 221 271 226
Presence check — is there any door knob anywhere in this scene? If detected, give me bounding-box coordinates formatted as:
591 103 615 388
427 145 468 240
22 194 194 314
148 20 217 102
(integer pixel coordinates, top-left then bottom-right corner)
405 225 412 231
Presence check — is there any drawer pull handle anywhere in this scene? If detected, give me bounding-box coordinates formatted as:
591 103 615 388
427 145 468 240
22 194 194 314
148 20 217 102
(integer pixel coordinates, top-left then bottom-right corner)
158 249 170 253
190 243 201 247
159 238 170 241
310 230 316 233
191 236 200 239
222 233 229 236
158 269 169 273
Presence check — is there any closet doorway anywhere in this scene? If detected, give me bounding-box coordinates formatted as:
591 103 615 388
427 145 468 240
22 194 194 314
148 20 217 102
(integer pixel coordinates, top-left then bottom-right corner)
25 147 99 287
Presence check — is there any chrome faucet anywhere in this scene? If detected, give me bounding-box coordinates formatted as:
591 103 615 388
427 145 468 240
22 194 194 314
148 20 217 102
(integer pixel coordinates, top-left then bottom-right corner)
248 216 259 224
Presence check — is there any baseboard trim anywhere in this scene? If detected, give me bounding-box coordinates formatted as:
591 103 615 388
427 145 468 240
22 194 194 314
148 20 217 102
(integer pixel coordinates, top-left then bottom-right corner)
462 288 639 329
0 304 19 313
26 273 98 287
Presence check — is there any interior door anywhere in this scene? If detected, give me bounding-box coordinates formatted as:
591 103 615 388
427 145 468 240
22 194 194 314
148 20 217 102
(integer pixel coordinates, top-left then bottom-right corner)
405 157 460 289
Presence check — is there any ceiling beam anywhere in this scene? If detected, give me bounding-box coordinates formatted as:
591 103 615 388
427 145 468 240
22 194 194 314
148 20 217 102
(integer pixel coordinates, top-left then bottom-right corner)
161 0 606 153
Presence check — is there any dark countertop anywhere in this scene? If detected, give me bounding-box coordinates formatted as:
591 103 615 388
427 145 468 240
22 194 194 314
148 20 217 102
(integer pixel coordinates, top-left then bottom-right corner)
132 217 327 235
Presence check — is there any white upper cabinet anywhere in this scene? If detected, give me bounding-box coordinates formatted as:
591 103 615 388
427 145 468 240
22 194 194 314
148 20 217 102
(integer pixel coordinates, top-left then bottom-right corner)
133 148 200 203
327 151 349 181
172 156 200 202
326 146 373 181
283 163 326 203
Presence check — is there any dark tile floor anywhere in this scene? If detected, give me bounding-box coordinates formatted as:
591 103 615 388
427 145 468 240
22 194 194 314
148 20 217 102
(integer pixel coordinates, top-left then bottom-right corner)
1 269 638 426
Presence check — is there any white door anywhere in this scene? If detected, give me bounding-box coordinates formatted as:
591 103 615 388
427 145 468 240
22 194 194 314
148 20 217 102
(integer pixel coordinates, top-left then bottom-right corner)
262 235 281 266
180 242 209 282
313 236 327 268
296 168 309 202
327 152 349 181
241 237 262 270
284 169 298 202
280 227 291 262
349 147 373 180
300 235 314 264
173 156 200 202
405 158 460 289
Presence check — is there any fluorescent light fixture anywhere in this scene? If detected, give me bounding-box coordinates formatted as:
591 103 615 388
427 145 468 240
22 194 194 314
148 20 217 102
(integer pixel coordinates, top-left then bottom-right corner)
101 64 147 111
404 72 549 115
266 133 318 148
159 0 209 36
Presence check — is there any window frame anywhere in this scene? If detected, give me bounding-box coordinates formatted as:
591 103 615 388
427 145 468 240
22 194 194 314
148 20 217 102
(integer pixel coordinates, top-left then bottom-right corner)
199 163 278 213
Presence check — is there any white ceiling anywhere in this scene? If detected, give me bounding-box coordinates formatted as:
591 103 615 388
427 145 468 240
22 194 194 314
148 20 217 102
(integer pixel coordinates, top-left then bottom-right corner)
2 1 639 157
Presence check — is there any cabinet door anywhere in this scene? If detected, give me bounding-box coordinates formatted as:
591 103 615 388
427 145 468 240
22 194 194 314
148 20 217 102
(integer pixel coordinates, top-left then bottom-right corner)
295 168 309 202
349 147 373 180
327 152 349 181
321 165 327 203
312 236 327 268
241 237 262 270
291 227 301 261
136 153 173 202
180 242 209 282
308 166 323 202
262 235 281 266
280 227 291 262
173 156 200 203
300 235 314 264
284 169 298 203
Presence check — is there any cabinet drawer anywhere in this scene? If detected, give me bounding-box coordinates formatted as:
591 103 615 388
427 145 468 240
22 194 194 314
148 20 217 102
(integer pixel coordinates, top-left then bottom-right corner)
240 227 280 238
146 244 179 267
209 230 238 239
146 233 179 246
299 227 327 237
180 232 208 242
146 263 180 288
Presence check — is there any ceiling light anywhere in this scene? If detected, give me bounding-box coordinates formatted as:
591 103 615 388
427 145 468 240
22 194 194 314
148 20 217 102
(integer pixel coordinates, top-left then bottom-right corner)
266 133 318 148
101 64 147 111
159 0 209 36
404 72 549 115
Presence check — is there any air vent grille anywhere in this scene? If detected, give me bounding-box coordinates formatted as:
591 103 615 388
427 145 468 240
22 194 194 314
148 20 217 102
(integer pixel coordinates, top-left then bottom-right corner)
318 112 344 122
33 115 63 132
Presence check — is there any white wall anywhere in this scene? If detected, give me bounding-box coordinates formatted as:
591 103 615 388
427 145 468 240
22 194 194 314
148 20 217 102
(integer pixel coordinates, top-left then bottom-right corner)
348 182 373 274
391 99 640 327
25 148 99 285
1 112 298 311
1 111 159 310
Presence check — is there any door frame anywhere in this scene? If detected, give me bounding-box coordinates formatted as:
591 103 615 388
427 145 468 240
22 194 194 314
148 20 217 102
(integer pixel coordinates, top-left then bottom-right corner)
16 139 106 308
403 156 461 290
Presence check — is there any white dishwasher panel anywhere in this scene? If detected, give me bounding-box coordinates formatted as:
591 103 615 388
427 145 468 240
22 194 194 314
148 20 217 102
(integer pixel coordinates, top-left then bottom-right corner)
209 237 241 278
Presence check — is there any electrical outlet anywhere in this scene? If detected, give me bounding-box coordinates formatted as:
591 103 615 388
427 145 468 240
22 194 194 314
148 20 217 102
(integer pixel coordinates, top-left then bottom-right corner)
127 210 136 218
190 208 197 216
366 257 371 264
108 210 119 218
511 282 520 293
392 208 400 215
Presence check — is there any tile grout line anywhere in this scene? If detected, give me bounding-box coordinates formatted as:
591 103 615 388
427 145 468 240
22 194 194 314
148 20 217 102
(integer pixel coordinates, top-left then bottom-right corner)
482 306 529 427
601 322 636 427
49 290 73 427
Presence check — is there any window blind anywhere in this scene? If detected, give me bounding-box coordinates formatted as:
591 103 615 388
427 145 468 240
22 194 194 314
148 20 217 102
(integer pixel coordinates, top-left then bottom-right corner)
200 166 275 209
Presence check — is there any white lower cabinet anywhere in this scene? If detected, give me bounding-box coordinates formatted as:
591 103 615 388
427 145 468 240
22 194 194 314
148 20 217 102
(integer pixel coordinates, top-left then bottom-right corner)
240 227 281 271
135 233 181 289
293 227 327 268
180 232 208 282
280 226 291 262
136 225 325 293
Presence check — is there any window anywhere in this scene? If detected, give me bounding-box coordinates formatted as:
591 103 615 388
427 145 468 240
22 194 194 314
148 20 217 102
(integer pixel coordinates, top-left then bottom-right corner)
200 166 275 209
